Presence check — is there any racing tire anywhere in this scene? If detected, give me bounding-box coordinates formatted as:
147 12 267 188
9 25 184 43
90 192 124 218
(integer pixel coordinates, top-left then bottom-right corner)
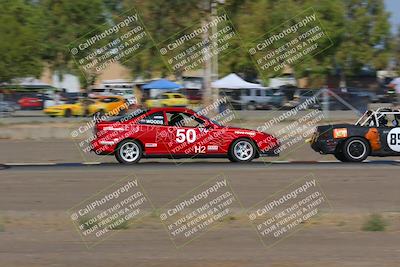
95 110 105 118
334 151 348 162
64 109 72 117
228 138 257 163
115 139 142 164
342 137 370 162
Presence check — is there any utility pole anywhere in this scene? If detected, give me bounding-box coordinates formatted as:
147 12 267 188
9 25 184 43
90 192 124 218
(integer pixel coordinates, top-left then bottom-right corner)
202 0 223 112
211 0 219 107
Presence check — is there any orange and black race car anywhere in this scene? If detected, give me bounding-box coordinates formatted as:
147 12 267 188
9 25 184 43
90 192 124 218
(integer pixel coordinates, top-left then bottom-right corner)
310 108 400 162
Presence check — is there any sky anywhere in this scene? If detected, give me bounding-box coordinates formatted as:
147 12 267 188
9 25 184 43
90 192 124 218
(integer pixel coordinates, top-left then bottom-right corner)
385 0 400 35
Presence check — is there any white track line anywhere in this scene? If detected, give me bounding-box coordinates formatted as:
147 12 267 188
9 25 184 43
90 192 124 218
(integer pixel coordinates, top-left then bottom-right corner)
2 160 400 166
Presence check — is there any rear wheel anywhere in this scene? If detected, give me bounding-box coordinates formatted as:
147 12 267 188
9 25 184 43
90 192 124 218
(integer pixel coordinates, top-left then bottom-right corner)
94 109 105 118
246 102 256 110
115 139 142 164
342 137 370 162
334 151 347 162
334 144 347 162
229 138 256 163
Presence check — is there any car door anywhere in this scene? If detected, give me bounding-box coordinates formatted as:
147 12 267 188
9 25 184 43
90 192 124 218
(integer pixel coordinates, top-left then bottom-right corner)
164 111 213 156
136 111 170 154
379 127 400 156
378 119 400 156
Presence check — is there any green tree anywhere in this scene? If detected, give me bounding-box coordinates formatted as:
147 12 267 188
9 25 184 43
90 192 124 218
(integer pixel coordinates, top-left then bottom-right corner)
0 0 44 83
395 25 400 72
39 0 108 88
116 0 203 79
336 0 392 75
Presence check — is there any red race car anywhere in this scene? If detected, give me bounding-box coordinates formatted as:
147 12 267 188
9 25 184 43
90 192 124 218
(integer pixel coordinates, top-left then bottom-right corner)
91 107 279 163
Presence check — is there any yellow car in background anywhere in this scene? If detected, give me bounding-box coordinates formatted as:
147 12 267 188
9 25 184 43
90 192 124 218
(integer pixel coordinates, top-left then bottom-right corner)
43 99 97 117
89 96 129 116
44 96 128 117
145 93 189 108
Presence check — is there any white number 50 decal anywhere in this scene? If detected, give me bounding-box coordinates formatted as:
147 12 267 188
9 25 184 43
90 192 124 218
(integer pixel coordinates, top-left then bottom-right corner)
176 129 196 143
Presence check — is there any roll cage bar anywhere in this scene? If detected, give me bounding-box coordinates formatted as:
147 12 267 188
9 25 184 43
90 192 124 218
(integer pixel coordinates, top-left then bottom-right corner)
356 108 400 127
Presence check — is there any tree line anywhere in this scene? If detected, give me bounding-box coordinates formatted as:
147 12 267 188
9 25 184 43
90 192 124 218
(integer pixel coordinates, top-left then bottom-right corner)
0 0 397 87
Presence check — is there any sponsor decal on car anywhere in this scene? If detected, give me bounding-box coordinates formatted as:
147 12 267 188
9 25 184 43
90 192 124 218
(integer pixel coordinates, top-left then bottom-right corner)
145 143 158 148
207 145 218 151
333 128 348 139
234 131 256 136
103 127 125 131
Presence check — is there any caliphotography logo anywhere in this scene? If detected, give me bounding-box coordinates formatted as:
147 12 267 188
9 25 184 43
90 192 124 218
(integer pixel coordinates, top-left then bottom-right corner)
1 0 400 267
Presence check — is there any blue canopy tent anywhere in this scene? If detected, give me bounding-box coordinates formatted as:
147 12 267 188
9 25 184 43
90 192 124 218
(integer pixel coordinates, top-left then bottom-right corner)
142 79 183 98
142 79 182 90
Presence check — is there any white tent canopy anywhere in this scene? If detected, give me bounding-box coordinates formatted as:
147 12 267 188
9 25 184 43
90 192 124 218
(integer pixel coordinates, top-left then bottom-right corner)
211 73 265 89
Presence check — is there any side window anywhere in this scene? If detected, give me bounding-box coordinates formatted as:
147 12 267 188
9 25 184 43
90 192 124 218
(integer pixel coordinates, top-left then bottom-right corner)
256 89 261 96
139 112 165 125
244 89 250 96
166 112 205 127
384 114 400 127
101 98 118 103
174 94 183 98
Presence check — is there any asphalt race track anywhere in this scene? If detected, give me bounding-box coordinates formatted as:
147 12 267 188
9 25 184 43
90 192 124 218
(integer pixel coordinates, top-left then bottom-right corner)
1 138 400 267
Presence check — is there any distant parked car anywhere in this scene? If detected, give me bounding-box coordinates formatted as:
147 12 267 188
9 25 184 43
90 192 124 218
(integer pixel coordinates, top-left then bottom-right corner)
44 96 129 117
318 88 369 112
343 87 378 103
145 93 189 108
281 90 320 110
0 101 16 116
224 88 285 110
18 97 43 110
43 99 97 117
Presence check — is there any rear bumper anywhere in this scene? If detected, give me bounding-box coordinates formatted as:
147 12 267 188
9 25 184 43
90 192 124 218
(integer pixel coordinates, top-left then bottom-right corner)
90 140 117 155
311 139 338 154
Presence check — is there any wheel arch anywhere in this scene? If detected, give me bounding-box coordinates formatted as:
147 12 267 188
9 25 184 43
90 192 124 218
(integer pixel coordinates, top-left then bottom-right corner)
228 137 260 157
341 136 371 151
115 137 145 154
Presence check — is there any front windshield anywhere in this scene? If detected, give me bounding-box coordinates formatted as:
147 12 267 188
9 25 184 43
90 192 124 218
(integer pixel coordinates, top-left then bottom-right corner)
199 114 222 127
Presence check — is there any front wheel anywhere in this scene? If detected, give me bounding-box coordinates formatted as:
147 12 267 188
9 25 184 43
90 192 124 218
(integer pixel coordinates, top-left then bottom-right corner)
115 140 142 164
64 109 72 117
95 110 105 118
246 102 256 110
342 137 370 162
228 138 257 163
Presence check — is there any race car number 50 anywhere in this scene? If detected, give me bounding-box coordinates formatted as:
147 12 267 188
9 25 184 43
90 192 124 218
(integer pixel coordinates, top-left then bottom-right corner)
387 128 400 152
176 129 196 144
